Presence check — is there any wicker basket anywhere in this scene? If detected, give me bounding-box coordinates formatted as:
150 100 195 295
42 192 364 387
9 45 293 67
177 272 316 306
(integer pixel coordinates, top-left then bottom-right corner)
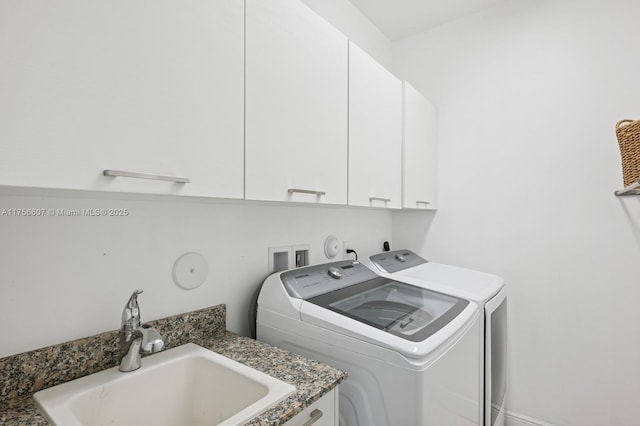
616 119 640 186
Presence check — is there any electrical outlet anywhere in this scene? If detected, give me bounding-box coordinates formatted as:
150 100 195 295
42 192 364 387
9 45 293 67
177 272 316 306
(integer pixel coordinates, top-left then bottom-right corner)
343 241 351 260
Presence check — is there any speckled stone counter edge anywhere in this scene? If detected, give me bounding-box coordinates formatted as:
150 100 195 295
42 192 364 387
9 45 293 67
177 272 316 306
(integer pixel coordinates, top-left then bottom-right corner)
0 304 346 426
0 304 226 402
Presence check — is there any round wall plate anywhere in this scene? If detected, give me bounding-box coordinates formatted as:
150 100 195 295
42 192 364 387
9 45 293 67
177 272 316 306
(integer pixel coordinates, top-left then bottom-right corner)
172 252 208 290
324 235 340 259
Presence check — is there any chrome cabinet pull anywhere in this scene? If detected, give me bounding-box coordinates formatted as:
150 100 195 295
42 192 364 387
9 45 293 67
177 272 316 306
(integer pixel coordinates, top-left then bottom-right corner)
369 196 391 203
416 200 431 207
302 409 323 426
103 169 190 184
288 188 326 196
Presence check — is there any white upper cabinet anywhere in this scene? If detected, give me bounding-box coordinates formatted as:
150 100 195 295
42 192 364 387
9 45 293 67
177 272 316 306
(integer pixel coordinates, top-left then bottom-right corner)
245 0 349 205
0 0 244 198
348 42 402 209
403 82 438 209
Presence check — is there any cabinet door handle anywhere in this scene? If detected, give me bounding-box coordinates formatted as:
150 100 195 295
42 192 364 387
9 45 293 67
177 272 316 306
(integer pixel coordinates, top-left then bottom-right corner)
103 169 190 184
288 188 326 196
416 200 431 207
369 196 391 203
302 409 324 426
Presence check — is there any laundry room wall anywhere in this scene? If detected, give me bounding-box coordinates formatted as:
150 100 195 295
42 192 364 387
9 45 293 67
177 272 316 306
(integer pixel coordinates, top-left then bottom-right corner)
0 0 393 358
391 0 640 425
300 0 392 68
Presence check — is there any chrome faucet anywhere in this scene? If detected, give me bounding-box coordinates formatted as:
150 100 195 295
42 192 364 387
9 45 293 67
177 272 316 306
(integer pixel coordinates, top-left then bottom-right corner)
118 289 165 372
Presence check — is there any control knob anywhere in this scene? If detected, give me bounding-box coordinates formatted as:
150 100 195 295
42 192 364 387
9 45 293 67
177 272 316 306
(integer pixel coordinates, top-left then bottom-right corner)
327 266 342 279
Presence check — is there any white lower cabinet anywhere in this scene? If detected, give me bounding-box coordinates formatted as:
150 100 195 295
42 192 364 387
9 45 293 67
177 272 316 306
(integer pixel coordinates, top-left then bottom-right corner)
284 387 338 426
0 0 244 198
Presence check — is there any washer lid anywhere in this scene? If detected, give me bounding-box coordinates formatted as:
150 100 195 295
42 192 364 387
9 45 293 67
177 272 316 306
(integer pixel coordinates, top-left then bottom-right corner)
278 259 478 358
306 276 469 343
299 291 478 359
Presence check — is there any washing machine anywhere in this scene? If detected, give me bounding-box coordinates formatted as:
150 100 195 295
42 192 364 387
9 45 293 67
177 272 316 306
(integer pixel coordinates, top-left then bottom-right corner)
257 259 481 426
364 249 507 426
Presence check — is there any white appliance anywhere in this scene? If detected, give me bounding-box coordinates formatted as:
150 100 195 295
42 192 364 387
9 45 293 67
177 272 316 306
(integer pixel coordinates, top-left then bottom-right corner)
364 250 507 426
257 259 481 425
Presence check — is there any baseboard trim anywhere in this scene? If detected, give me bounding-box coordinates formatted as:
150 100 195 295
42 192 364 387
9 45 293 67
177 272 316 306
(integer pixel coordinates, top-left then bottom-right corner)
504 409 557 426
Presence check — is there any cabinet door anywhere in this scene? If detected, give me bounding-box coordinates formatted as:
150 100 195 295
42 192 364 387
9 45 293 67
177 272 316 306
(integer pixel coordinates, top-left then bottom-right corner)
284 388 338 426
245 0 348 205
0 0 244 198
348 42 402 209
403 82 438 209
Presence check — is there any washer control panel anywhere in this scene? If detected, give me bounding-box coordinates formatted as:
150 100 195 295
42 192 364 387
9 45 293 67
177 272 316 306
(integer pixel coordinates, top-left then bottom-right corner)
280 260 377 299
369 249 428 273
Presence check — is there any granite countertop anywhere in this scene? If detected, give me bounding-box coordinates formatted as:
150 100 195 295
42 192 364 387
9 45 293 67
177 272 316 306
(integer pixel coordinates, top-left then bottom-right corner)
0 305 346 426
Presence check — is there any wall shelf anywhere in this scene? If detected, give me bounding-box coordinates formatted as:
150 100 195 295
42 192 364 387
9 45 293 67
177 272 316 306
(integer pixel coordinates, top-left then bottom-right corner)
615 179 640 196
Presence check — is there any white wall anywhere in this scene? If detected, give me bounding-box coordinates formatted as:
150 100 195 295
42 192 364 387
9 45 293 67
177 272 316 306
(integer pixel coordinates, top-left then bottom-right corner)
0 0 394 358
301 0 393 68
0 187 391 357
392 0 640 425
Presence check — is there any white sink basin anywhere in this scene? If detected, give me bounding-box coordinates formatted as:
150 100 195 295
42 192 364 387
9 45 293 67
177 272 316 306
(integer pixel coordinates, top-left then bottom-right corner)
34 343 296 426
